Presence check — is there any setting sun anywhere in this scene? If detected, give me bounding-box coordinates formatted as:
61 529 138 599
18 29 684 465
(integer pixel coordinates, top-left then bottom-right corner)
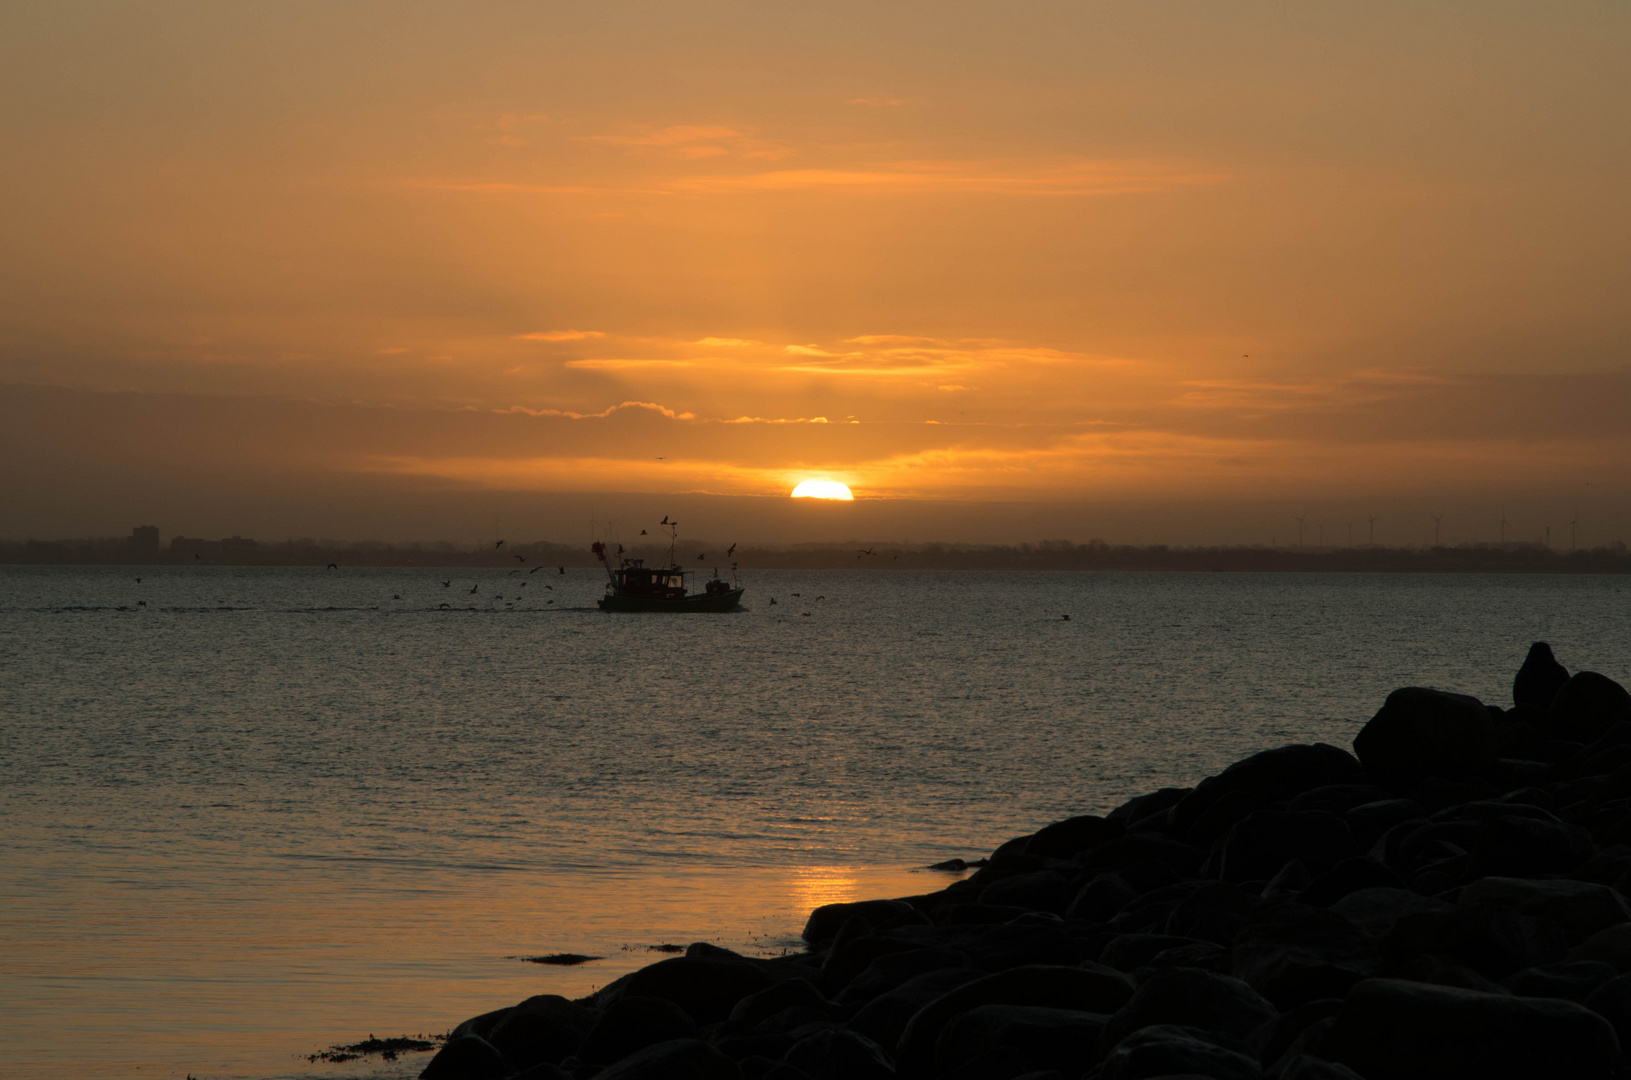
791 480 854 501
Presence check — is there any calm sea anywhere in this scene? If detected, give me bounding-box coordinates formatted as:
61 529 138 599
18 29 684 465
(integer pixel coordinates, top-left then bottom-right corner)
3 566 1628 1078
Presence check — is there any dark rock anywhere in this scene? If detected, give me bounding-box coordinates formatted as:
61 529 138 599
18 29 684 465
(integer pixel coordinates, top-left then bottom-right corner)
1106 787 1190 830
1079 835 1204 879
1168 744 1363 843
1100 934 1216 972
834 948 967 1006
591 1038 742 1080
935 1046 1028 1080
847 967 985 1049
1344 799 1426 849
1095 1024 1264 1080
609 958 771 1025
1287 784 1390 815
1504 960 1617 1001
419 1034 511 1080
933 904 1033 927
1067 873 1136 922
1117 859 1183 894
1328 888 1449 938
933 1004 1107 1078
1389 952 1509 994
1231 904 1379 1008
1458 876 1631 944
803 900 920 947
1320 977 1620 1079
483 995 595 1072
1584 972 1631 1054
731 980 832 1026
1384 820 1480 877
1410 776 1501 812
578 997 697 1068
1248 998 1343 1071
1260 859 1312 899
1277 1056 1364 1080
1548 671 1631 743
1146 941 1229 971
1266 1016 1335 1076
508 1064 572 1080
779 1029 893 1080
1163 881 1255 945
1214 810 1356 883
1353 688 1498 785
1025 814 1123 859
978 871 1071 915
1438 902 1568 979
1464 813 1595 879
897 964 1134 1072
1569 923 1631 970
448 1007 511 1043
1513 642 1570 711
1297 857 1405 907
1092 967 1276 1062
962 923 1084 972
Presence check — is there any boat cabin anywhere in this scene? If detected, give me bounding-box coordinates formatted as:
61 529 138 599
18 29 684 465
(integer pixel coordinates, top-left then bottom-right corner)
609 560 688 599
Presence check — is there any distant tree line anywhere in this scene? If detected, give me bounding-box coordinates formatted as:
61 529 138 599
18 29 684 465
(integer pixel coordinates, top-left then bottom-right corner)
5 534 1631 573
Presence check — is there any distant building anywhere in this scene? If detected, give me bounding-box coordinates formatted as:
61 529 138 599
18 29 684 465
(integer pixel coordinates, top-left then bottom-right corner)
130 525 160 551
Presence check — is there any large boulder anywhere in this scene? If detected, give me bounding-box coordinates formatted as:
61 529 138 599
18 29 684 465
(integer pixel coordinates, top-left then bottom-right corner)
607 957 771 1025
803 899 921 946
1352 688 1498 785
1458 876 1631 944
1231 904 1380 1008
895 964 1132 1071
1095 1024 1264 1080
932 1004 1107 1078
779 1028 894 1080
419 1034 511 1080
577 997 698 1069
1319 978 1621 1079
485 995 596 1071
1213 810 1356 882
1548 672 1631 743
1092 967 1276 1063
1513 641 1569 710
1168 744 1363 842
590 1038 741 1080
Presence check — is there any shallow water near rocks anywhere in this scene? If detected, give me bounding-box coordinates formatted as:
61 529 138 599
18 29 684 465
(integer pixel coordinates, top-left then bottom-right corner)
3 566 1629 1078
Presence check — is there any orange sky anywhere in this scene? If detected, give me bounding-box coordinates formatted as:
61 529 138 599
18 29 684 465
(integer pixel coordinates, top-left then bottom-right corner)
2 2 1628 543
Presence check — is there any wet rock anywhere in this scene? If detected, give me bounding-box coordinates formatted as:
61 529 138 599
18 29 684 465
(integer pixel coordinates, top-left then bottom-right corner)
896 964 1134 1072
1288 783 1391 815
449 1007 512 1043
1078 835 1205 879
1163 881 1255 945
1568 923 1631 970
932 1004 1107 1078
1583 972 1631 1053
591 1038 742 1080
932 904 1032 927
1344 799 1426 850
1092 967 1276 1063
1106 786 1191 830
1388 952 1509 994
508 1064 572 1080
1260 859 1312 900
578 997 697 1069
418 1034 511 1080
1320 977 1620 1079
962 923 1084 972
779 1028 894 1080
1096 1024 1264 1080
1100 933 1216 972
1213 810 1356 883
732 980 832 1026
1231 904 1379 1008
1277 1056 1364 1080
483 995 596 1072
1353 688 1498 785
608 957 772 1025
1513 642 1570 711
1504 960 1617 1001
1436 902 1568 979
1548 671 1631 743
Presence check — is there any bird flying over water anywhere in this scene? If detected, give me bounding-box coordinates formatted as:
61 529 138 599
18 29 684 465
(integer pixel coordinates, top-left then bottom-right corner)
661 516 669 525
727 543 736 557
469 585 478 594
1062 614 1071 620
495 540 505 549
529 566 541 574
558 566 565 574
769 598 777 605
441 580 451 587
516 555 526 562
544 585 552 590
326 563 338 570
857 547 876 556
640 529 647 535
135 577 141 583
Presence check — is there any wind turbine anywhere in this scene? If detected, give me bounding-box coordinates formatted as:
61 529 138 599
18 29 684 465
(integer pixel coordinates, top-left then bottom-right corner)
1293 511 1307 548
1367 514 1380 547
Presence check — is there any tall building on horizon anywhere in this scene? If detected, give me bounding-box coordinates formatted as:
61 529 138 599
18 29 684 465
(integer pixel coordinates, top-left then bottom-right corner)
130 525 160 552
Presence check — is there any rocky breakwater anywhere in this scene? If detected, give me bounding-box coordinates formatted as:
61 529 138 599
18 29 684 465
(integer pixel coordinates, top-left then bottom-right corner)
419 643 1631 1080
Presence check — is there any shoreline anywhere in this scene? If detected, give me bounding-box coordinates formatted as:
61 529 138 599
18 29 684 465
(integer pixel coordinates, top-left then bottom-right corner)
409 644 1631 1079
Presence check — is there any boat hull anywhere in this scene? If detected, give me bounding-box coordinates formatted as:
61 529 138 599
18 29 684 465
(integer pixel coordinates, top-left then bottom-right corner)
598 588 745 612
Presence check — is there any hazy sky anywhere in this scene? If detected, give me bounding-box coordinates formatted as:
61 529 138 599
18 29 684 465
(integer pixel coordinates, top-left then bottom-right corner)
3 2 1628 543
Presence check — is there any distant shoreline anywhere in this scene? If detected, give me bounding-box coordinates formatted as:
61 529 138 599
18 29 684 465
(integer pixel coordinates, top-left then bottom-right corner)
5 538 1631 574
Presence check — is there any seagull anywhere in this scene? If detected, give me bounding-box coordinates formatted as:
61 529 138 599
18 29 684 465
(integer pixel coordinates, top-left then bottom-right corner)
469 585 479 594
137 600 146 606
802 612 811 617
135 577 142 583
544 585 552 590
515 555 526 562
547 599 554 604
640 529 648 535
194 553 201 559
661 516 669 525
558 567 566 574
529 566 542 574
441 580 451 587
326 563 338 570
495 540 505 549
698 554 706 561
857 547 876 556
439 603 450 609
727 543 736 557
1062 614 1071 621
509 569 520 575
791 592 801 597
393 595 400 600
769 598 777 605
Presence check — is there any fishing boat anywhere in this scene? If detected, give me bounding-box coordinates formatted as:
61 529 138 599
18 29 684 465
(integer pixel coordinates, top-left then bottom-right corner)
592 524 744 612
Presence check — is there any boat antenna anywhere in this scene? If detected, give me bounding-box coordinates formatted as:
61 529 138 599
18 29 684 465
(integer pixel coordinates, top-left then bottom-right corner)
662 518 680 570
